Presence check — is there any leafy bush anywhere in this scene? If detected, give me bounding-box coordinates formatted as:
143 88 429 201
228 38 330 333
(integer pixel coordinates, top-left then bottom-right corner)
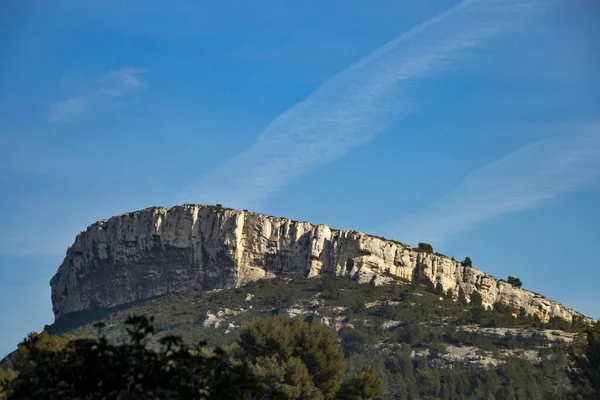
339 328 376 357
508 276 523 288
337 365 383 400
417 243 434 253
434 282 444 295
320 273 340 300
0 368 17 400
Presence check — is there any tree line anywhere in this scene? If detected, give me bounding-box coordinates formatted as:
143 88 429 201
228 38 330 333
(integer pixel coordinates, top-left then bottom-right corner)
1 313 599 399
0 315 381 399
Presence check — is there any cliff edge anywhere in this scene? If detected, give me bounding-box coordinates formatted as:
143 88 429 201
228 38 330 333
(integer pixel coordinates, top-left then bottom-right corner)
50 205 591 323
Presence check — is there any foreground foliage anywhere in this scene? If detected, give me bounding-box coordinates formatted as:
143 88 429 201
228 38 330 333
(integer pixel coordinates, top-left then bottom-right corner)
0 369 17 400
3 316 261 399
2 314 382 400
233 316 382 399
2 275 593 399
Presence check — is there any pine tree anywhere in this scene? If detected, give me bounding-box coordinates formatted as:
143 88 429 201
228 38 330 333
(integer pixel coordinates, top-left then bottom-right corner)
568 321 600 399
234 316 382 399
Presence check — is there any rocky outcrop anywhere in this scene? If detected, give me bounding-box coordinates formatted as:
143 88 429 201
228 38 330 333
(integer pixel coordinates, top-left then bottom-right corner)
51 205 591 324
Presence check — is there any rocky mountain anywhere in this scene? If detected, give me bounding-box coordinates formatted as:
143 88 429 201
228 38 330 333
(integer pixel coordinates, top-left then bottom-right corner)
51 204 591 324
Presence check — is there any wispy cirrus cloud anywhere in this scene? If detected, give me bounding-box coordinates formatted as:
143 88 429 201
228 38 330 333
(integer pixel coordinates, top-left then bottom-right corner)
47 68 147 122
177 0 549 209
95 68 148 97
47 97 90 122
374 126 600 245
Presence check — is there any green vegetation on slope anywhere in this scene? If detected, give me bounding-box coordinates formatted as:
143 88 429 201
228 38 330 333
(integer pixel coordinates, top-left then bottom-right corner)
1 314 381 399
48 275 585 347
2 275 595 399
567 321 600 399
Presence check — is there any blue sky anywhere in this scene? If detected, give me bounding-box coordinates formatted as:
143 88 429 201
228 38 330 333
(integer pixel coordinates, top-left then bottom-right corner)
1 0 599 358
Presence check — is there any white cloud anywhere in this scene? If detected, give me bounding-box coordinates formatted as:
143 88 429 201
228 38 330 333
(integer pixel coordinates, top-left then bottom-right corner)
96 68 148 97
373 126 600 245
177 0 550 209
47 68 148 122
47 97 90 122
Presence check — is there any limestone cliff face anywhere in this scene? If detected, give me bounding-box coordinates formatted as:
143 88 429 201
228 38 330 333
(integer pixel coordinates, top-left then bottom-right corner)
51 205 590 323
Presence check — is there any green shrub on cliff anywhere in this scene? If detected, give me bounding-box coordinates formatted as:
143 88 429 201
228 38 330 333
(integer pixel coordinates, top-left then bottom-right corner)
508 276 523 288
416 242 434 253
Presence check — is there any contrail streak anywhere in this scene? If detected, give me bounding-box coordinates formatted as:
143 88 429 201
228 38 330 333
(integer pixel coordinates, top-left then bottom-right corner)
374 127 600 244
177 0 548 209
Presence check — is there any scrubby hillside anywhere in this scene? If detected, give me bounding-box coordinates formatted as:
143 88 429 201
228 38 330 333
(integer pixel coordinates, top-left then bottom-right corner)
39 274 586 399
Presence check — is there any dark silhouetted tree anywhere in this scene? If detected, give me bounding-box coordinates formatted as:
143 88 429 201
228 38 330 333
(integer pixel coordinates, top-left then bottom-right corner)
6 316 261 399
507 276 523 288
417 243 434 253
462 257 472 268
